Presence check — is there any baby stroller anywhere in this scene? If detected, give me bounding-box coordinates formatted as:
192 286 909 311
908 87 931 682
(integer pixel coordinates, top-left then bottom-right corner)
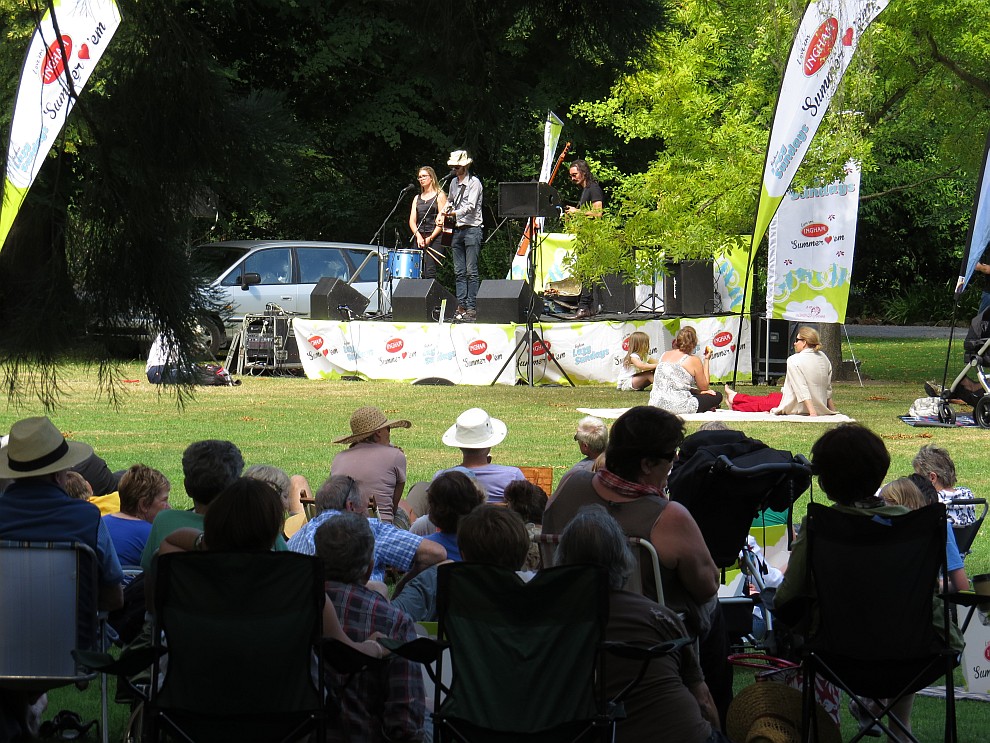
667 429 813 654
935 307 990 426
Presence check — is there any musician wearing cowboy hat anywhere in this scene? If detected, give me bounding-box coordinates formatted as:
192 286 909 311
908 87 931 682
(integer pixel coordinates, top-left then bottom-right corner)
0 417 124 610
442 150 484 320
331 406 412 524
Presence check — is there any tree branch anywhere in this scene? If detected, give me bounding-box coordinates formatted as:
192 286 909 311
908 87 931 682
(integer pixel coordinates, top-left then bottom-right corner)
860 170 958 202
925 32 990 99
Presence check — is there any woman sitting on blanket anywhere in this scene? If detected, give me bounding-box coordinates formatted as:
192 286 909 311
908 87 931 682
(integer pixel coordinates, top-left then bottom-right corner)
648 326 723 414
724 326 837 416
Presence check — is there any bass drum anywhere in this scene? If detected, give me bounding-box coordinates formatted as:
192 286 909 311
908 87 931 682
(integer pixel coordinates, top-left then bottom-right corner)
387 249 422 279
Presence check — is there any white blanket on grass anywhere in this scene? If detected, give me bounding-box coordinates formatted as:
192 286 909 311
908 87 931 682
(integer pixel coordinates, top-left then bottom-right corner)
577 408 855 423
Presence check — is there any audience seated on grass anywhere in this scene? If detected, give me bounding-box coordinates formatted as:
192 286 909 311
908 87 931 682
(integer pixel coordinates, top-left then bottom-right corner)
436 408 526 503
287 475 444 582
881 476 969 592
774 423 965 741
314 512 426 742
331 406 411 524
543 405 730 726
564 415 608 477
244 463 308 539
912 444 978 527
0 416 125 741
392 505 530 623
103 465 171 568
557 504 728 743
140 440 248 571
502 479 547 571
421 470 485 562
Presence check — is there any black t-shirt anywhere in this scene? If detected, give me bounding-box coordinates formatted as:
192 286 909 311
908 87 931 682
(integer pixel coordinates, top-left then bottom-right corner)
578 181 606 209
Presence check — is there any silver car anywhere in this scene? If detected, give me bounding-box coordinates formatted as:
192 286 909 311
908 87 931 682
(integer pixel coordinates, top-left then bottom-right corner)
194 240 386 350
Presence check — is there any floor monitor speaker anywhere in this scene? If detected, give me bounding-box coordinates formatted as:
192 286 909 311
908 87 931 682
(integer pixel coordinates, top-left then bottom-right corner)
310 277 369 320
662 260 713 315
476 280 534 324
598 273 635 314
391 279 456 322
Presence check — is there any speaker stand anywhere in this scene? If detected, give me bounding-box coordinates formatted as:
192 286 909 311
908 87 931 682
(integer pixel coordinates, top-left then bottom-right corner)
632 248 664 315
489 219 574 387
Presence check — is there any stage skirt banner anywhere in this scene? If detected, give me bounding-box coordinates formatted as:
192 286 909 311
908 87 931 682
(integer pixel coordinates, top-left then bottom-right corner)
294 316 751 386
750 0 888 256
766 162 860 323
0 0 122 250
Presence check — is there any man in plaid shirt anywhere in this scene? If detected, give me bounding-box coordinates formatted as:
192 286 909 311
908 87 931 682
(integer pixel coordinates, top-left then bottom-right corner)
316 512 426 742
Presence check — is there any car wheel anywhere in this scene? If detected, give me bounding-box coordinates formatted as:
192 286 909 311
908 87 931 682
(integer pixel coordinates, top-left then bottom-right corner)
197 316 224 358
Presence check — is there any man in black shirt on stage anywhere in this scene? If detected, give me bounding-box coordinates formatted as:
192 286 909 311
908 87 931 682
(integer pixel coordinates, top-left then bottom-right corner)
567 160 606 319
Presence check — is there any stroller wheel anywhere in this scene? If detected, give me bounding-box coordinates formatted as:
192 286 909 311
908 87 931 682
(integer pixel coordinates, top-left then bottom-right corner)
938 401 956 425
975 395 990 428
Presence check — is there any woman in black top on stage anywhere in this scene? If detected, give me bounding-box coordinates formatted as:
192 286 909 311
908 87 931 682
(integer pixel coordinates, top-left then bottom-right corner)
408 166 448 279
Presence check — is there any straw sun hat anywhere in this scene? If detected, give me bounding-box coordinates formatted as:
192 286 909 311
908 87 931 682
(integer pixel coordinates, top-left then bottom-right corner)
333 406 411 445
0 417 93 478
726 683 840 743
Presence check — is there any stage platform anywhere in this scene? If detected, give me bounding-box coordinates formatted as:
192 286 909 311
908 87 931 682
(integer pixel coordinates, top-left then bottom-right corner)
292 315 753 386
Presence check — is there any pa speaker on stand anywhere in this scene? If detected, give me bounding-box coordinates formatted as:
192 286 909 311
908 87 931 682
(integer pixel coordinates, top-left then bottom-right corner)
662 260 714 315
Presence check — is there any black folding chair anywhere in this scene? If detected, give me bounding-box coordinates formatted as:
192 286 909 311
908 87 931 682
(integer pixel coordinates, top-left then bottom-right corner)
385 562 689 743
797 503 959 743
949 497 988 558
79 551 326 743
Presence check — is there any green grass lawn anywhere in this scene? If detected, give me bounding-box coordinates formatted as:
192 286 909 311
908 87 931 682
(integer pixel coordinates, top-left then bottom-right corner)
12 335 990 740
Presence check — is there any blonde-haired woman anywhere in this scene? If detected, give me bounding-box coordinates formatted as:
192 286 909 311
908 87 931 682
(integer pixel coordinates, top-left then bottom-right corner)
648 326 722 413
725 326 836 415
408 166 448 279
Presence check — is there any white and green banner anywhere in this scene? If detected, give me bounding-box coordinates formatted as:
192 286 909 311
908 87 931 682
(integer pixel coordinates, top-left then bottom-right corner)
767 162 861 322
510 111 564 277
750 0 887 255
0 0 122 250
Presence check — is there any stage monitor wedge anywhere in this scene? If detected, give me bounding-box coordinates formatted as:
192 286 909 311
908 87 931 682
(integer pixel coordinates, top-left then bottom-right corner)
498 182 561 219
476 280 534 324
310 277 369 320
391 279 456 322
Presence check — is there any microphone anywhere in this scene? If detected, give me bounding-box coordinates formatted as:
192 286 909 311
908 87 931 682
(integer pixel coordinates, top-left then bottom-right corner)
402 182 416 192
440 169 457 184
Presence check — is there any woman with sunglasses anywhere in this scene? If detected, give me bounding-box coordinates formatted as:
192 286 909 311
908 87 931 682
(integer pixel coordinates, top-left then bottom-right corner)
724 326 837 415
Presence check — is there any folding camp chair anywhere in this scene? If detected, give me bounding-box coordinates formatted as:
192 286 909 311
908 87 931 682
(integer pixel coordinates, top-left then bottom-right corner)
796 503 958 743
0 541 110 743
79 551 326 743
386 562 688 742
949 497 988 558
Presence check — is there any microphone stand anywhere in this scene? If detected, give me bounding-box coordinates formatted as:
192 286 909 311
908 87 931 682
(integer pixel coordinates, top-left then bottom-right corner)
366 183 414 318
369 184 416 245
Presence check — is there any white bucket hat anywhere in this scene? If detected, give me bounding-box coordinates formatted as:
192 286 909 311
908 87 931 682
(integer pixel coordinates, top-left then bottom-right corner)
0 417 93 478
447 150 473 167
442 408 507 449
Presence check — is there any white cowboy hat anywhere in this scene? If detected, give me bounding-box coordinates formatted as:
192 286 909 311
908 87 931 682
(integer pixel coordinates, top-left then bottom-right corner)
0 417 94 478
442 408 507 449
447 150 473 167
333 406 411 445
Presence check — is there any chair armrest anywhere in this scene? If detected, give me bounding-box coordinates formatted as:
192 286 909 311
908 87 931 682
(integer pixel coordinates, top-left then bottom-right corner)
378 635 449 665
322 639 386 674
72 646 163 677
603 637 692 661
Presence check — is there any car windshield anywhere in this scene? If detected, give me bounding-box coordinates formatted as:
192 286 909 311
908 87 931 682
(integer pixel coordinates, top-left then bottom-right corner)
191 245 250 281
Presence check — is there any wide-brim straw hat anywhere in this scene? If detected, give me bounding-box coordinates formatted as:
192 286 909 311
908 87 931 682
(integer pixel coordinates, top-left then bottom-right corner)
726 683 840 743
0 417 94 478
447 150 473 167
442 408 507 449
333 406 411 445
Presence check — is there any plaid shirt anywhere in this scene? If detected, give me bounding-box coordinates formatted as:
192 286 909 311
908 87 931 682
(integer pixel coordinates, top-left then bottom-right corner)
287 511 421 581
325 581 425 742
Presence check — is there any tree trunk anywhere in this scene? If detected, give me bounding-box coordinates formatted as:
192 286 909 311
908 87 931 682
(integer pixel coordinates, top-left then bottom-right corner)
819 323 848 381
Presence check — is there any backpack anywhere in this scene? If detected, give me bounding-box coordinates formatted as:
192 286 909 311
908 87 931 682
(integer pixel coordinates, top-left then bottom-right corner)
195 363 237 386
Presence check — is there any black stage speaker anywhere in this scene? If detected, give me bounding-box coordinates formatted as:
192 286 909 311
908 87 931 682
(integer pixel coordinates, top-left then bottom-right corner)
498 182 561 219
662 260 713 315
751 315 789 382
598 272 635 314
476 280 534 324
310 277 369 320
391 279 456 322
